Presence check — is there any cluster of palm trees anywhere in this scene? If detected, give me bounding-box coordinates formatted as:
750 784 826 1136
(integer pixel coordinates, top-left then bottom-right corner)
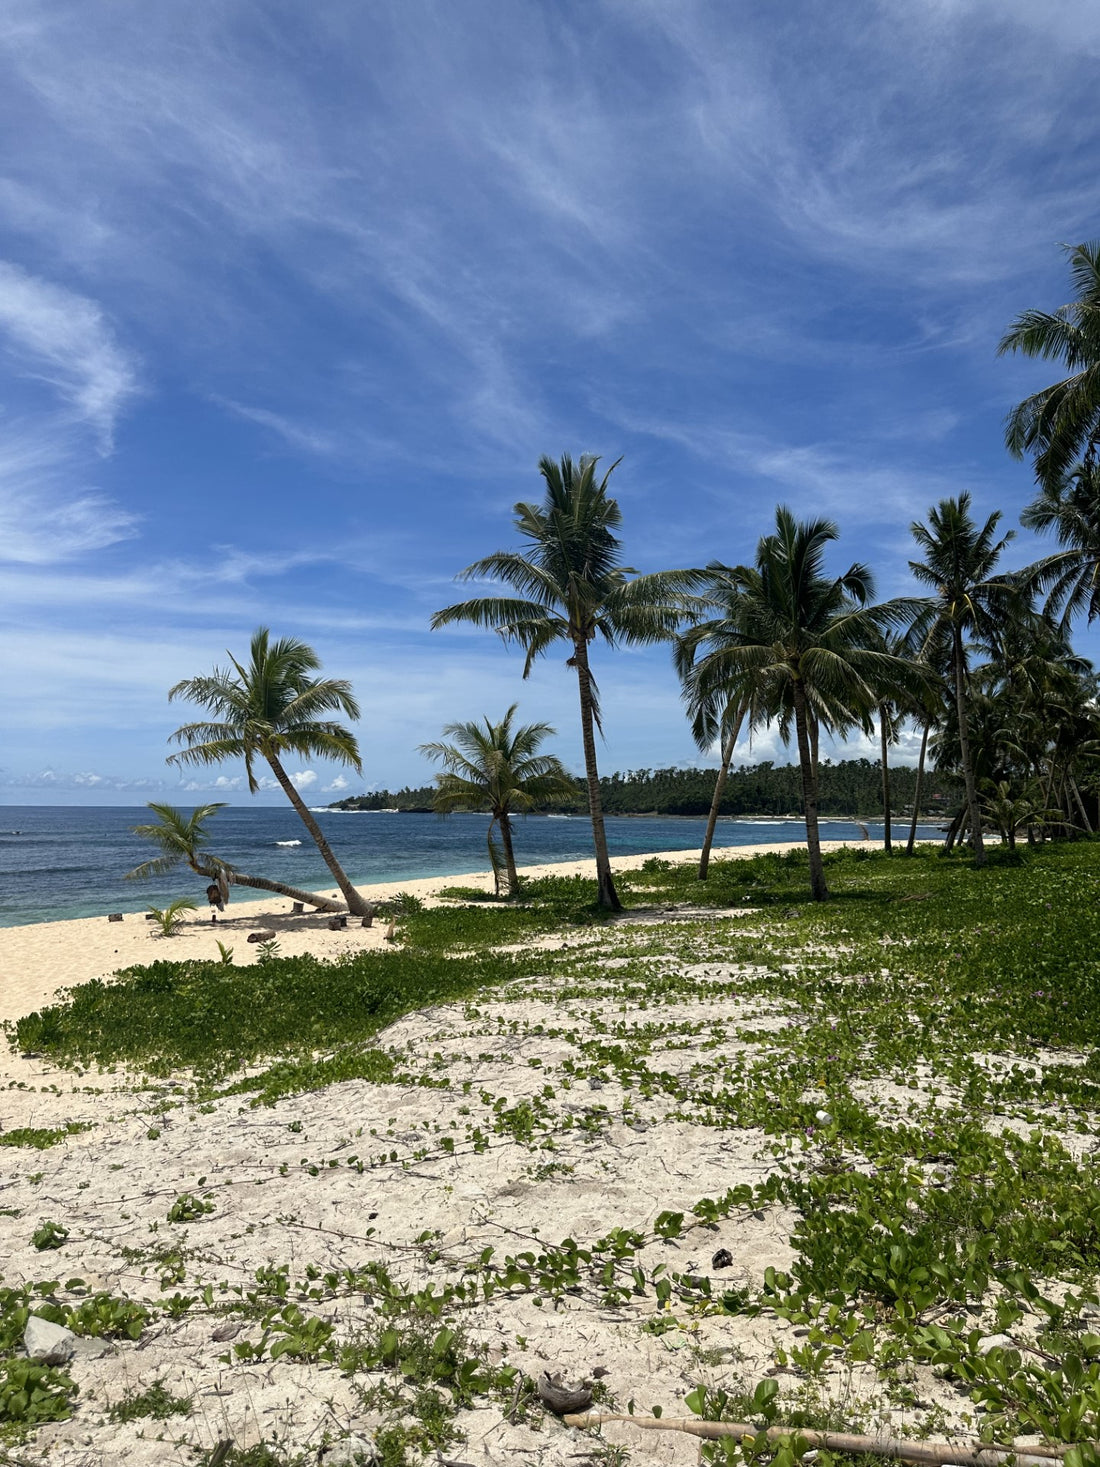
136 242 1100 911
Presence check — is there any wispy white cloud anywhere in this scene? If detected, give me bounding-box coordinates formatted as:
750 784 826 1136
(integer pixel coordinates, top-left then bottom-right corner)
0 260 139 446
0 422 139 563
213 397 339 457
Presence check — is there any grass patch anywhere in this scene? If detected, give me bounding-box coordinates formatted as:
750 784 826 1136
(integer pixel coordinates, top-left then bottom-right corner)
107 1379 191 1424
8 947 522 1081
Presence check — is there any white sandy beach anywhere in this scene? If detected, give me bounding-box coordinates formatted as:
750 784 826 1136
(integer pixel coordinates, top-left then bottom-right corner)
0 832 1018 1467
0 840 855 1025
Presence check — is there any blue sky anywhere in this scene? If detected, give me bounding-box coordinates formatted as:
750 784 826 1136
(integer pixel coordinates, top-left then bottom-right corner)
1 0 1098 805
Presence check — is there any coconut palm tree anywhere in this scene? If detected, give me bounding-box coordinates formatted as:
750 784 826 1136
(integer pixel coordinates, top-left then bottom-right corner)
127 802 343 912
908 495 1016 867
901 625 951 857
1000 242 1100 490
681 508 919 901
166 629 370 917
420 706 578 897
674 566 766 880
1020 459 1100 630
431 454 695 911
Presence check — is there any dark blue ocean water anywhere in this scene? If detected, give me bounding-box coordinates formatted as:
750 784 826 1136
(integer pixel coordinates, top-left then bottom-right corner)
0 806 941 927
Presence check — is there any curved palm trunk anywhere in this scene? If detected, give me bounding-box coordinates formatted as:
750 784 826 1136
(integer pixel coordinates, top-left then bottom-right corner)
1070 774 1093 833
793 678 828 901
498 812 520 897
229 871 343 911
952 627 986 866
879 705 892 853
188 858 343 912
698 702 746 881
485 817 504 898
265 751 370 916
572 637 622 912
906 722 930 856
943 807 965 852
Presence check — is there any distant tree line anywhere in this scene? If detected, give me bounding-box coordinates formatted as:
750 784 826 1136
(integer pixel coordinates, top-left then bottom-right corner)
329 757 958 820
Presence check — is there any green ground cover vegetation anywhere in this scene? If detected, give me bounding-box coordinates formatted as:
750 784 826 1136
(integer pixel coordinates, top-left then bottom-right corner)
8 841 1100 1462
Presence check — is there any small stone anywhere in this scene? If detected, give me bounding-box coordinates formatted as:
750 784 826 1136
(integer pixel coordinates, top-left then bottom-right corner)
247 929 277 942
24 1315 76 1364
976 1333 1014 1354
587 1077 604 1090
71 1336 112 1361
107 913 123 923
322 1435 376 1466
711 1248 734 1269
815 1109 832 1125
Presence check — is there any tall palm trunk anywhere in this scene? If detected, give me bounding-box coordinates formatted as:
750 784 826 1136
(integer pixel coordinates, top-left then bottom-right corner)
498 813 520 897
952 626 986 866
793 677 828 901
698 702 746 881
879 704 892 853
572 637 621 911
906 722 930 856
266 750 370 916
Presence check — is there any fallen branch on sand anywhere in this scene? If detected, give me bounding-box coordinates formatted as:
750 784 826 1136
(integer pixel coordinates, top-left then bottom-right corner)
562 1415 1078 1467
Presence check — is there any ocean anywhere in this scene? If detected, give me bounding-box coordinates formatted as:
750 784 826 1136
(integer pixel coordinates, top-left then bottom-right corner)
0 805 941 927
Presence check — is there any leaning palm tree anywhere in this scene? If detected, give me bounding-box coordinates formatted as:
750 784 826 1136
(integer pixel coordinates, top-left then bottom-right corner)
681 509 920 901
431 454 695 910
127 802 343 912
166 629 370 917
908 495 1016 867
420 706 578 897
999 242 1100 491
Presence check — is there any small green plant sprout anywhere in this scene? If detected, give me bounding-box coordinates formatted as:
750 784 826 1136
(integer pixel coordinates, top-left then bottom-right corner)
215 939 235 966
167 1192 215 1224
32 1219 69 1251
255 937 281 964
147 898 197 936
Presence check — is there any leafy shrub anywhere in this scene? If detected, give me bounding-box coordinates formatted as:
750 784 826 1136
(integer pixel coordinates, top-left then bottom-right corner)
31 1220 69 1251
0 1123 89 1149
0 1358 75 1425
108 1379 191 1423
167 1193 215 1224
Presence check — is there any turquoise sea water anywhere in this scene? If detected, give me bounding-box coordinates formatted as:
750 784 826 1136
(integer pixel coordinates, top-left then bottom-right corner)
0 806 941 927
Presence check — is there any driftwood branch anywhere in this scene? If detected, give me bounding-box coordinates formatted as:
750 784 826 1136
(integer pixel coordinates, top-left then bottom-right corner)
562 1415 1078 1467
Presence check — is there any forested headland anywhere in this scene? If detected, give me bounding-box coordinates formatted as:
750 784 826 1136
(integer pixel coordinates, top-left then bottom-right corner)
329 757 957 819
